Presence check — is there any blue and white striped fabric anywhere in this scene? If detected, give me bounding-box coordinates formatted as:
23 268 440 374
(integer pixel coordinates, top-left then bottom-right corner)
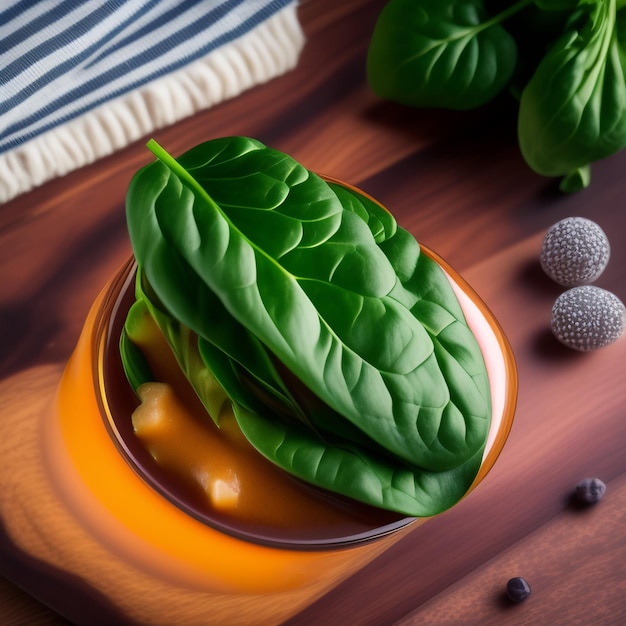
0 0 304 203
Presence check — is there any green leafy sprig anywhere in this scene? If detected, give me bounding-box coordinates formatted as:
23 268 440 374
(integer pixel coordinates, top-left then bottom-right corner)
367 0 626 192
121 137 492 516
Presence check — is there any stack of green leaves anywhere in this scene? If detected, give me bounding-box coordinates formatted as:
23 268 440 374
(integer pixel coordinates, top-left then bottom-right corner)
367 0 626 192
121 137 491 517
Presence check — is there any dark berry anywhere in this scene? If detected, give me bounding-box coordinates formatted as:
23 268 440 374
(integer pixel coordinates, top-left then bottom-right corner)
506 577 531 603
575 478 606 504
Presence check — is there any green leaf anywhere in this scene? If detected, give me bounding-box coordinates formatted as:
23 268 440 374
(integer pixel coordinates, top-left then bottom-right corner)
518 0 626 179
366 0 525 109
340 187 492 467
328 182 397 243
125 137 492 513
233 402 484 517
119 299 155 391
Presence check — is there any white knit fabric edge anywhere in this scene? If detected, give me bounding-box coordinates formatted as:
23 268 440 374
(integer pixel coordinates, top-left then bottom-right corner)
0 4 304 204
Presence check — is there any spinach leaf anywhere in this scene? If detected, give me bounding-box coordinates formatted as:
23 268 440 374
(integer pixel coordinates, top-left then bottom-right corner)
367 0 527 109
518 0 626 187
125 138 491 513
339 187 491 463
119 299 154 391
233 403 485 517
367 0 626 190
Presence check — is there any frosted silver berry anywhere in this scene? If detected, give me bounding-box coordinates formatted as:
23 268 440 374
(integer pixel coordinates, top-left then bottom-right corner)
551 286 625 350
575 478 606 504
506 577 531 603
540 217 610 286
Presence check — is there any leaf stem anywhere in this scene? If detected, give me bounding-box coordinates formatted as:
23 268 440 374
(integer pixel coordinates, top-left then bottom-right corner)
146 138 226 215
431 0 534 50
484 0 535 31
147 139 193 186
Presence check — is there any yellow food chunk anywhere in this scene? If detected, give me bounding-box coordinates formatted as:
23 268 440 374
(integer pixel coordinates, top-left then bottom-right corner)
207 473 241 511
130 378 367 528
133 382 242 510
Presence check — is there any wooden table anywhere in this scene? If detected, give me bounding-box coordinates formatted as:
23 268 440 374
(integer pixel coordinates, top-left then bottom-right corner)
1 1 625 624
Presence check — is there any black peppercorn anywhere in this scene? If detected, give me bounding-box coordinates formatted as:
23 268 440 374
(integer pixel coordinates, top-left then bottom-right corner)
575 477 606 504
506 577 531 603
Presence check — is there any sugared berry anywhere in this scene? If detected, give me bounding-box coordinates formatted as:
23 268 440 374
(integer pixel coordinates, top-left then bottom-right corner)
551 286 625 350
506 577 531 603
540 217 610 286
575 478 606 504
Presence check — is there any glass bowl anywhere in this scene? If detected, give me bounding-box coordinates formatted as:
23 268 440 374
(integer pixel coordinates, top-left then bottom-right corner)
50 186 517 623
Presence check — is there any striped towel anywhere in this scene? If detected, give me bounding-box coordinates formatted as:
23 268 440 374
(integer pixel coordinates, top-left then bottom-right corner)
0 0 304 203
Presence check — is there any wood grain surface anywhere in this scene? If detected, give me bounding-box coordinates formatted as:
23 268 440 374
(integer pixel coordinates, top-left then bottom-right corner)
1 1 625 624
